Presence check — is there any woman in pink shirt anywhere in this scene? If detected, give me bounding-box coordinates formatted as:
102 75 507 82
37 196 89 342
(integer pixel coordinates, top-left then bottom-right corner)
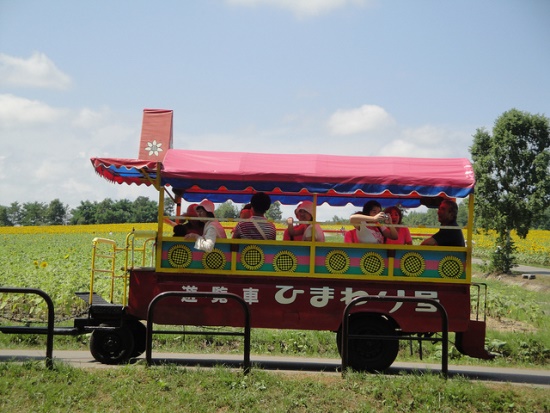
383 206 412 245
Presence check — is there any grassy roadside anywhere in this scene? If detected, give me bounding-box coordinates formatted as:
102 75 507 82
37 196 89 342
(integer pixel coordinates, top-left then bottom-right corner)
1 361 548 412
1 266 549 412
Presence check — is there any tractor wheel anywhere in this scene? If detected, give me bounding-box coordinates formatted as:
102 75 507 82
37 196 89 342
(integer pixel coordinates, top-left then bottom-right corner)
127 319 147 358
90 325 135 365
337 315 399 372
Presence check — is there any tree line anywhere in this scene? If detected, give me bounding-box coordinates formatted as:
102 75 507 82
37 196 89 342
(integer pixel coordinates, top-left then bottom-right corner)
0 197 286 226
3 194 549 230
0 197 160 226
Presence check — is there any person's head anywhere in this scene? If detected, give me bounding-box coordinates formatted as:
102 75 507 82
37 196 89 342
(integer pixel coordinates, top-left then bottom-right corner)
362 200 382 217
184 204 198 218
195 200 215 219
437 199 458 225
240 203 252 219
294 201 314 221
250 192 271 215
384 206 403 225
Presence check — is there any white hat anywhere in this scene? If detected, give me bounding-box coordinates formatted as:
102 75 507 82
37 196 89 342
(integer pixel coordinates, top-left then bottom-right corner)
294 201 313 218
196 200 215 214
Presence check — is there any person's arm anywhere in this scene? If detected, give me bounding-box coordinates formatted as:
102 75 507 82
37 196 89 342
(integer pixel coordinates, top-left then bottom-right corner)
350 213 378 226
381 225 398 240
187 223 217 252
421 236 437 246
286 218 306 240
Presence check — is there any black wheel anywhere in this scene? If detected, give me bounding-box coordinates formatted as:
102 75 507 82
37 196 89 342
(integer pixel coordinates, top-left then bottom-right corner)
337 315 399 372
127 319 147 358
90 326 135 365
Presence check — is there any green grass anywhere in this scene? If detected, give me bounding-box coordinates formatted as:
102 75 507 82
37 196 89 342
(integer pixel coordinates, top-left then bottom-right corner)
1 232 549 412
0 361 548 413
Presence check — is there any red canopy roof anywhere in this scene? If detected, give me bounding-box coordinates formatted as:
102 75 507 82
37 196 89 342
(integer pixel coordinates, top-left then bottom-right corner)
91 149 475 207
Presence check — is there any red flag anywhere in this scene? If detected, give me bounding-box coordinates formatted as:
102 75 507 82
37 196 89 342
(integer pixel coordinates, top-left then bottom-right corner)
138 109 173 161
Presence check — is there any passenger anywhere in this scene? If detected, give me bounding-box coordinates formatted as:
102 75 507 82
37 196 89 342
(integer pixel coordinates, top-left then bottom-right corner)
283 201 325 242
232 203 252 237
344 215 361 243
348 200 398 243
383 206 412 245
239 203 252 219
184 200 226 252
421 199 465 247
173 224 187 237
232 192 276 240
172 203 204 236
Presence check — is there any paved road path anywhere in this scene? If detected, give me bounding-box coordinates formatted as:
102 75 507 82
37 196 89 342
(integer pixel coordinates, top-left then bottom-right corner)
1 349 549 388
472 258 550 277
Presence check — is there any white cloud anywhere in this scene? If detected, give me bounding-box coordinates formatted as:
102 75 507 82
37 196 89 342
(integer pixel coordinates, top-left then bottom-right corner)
0 94 66 127
378 125 471 158
328 104 394 135
226 0 372 17
0 52 72 90
0 97 141 209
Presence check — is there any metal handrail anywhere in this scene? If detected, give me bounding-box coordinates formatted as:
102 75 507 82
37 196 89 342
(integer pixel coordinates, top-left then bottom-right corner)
341 295 449 377
0 287 55 369
145 291 251 373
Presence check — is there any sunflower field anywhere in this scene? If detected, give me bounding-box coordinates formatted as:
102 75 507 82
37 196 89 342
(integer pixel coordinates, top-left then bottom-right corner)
1 223 549 322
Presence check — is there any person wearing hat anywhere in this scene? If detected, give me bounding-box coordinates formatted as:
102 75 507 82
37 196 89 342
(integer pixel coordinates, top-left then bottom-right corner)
173 203 204 237
184 199 227 252
283 201 325 242
348 200 398 244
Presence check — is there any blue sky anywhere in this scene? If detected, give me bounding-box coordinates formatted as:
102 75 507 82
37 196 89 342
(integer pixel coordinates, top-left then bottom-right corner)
1 0 549 220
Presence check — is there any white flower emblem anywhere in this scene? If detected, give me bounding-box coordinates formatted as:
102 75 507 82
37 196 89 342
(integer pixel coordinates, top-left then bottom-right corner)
145 140 163 156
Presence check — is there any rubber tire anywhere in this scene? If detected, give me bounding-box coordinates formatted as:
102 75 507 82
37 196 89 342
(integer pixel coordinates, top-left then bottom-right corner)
90 326 135 365
337 315 399 372
127 319 147 358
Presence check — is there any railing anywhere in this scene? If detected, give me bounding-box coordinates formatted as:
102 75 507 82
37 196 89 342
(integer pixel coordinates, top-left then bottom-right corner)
0 287 55 369
91 231 157 306
341 295 449 378
471 282 489 322
145 291 251 373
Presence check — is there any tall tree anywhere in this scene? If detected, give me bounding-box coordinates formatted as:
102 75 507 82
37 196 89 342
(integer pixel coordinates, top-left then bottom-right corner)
470 109 550 273
70 200 99 224
266 201 283 221
0 206 10 226
215 201 239 219
21 202 46 226
132 196 158 222
164 196 175 217
46 199 69 225
7 202 22 226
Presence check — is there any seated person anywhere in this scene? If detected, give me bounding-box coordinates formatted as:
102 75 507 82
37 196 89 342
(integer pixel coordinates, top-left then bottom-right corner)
344 215 361 243
348 200 398 244
384 206 412 245
232 192 276 240
421 200 465 247
239 203 252 219
283 201 325 241
184 200 226 252
172 203 204 236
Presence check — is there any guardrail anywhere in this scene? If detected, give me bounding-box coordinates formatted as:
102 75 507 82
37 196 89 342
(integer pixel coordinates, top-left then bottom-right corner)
341 295 449 377
145 291 251 373
0 287 55 369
